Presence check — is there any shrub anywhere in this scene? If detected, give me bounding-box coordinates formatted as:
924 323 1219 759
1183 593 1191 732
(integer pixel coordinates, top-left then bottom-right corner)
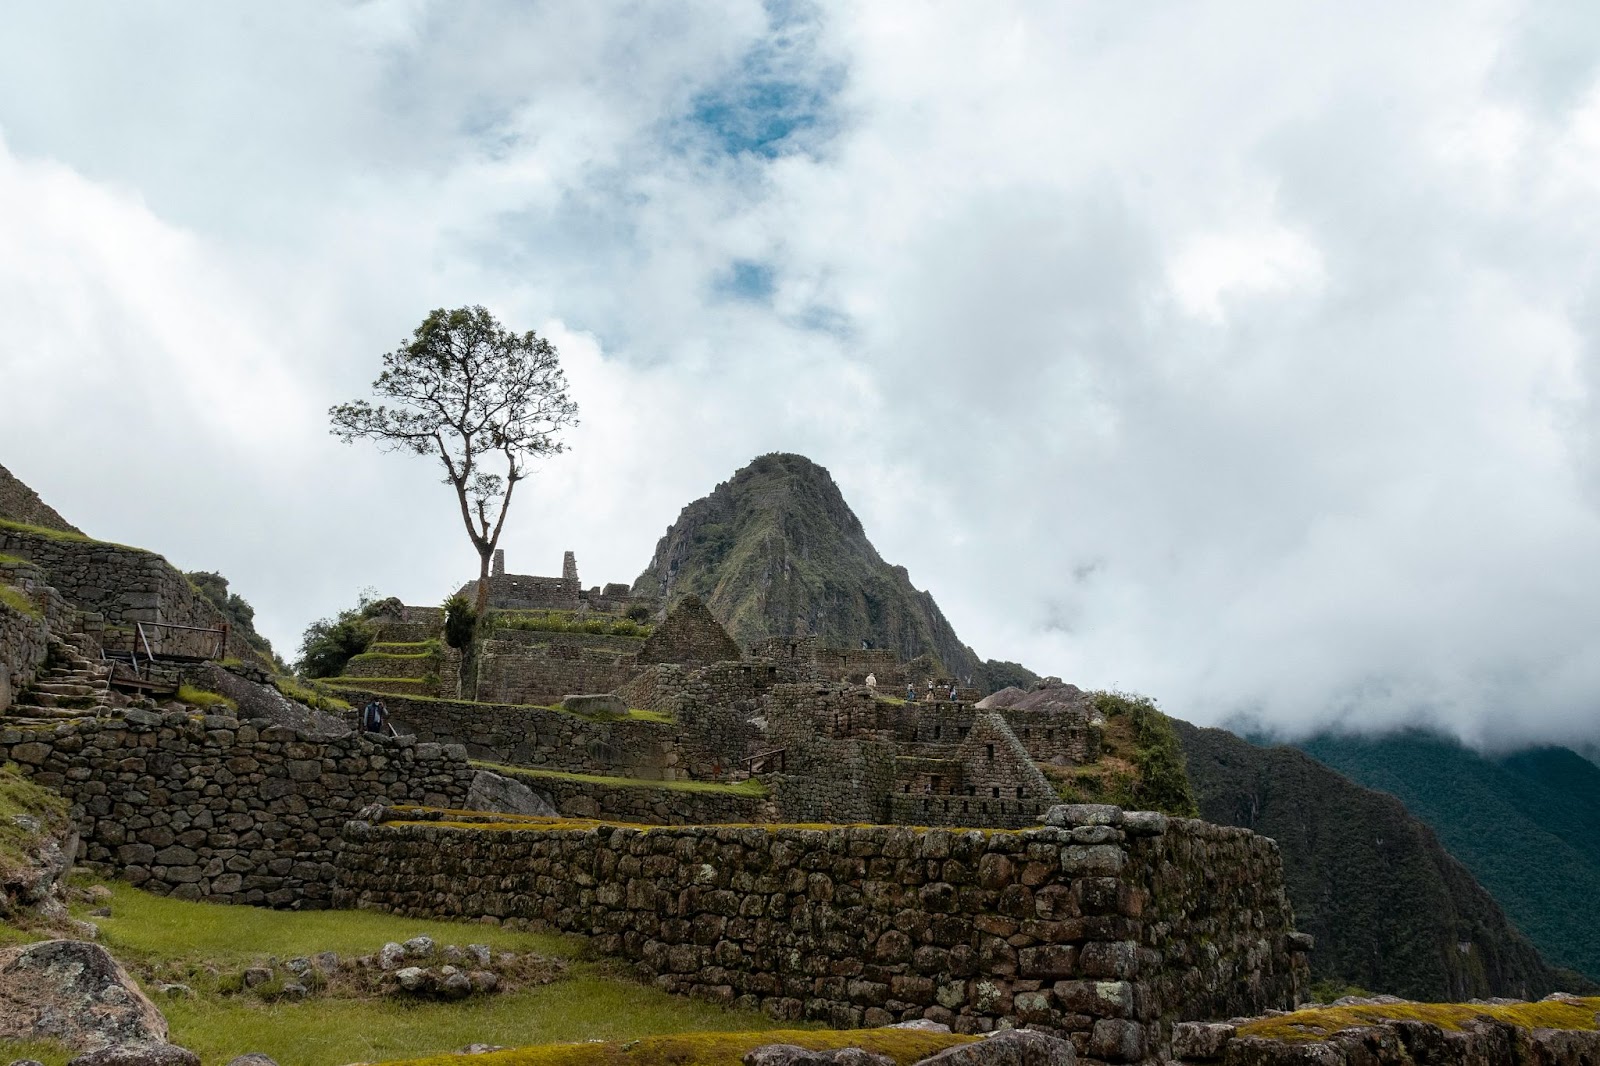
294 593 382 678
442 593 477 649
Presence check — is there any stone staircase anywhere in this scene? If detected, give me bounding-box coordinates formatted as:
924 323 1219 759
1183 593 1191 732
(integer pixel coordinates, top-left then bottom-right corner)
6 633 117 722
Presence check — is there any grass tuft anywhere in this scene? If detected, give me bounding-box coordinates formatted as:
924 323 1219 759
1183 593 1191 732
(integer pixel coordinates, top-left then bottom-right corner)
175 685 239 712
0 582 41 618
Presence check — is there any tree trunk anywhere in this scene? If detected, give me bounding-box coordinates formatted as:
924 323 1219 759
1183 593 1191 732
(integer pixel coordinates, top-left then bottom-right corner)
475 547 492 617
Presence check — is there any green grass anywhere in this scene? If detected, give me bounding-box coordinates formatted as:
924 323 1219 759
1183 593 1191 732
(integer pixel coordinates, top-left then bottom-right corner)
273 676 352 713
486 610 653 639
0 763 70 884
476 763 768 797
350 650 440 662
330 690 672 725
0 551 29 566
84 879 573 965
163 975 806 1066
0 516 144 552
0 582 40 618
0 1037 71 1066
375 1027 975 1066
175 685 238 712
327 676 430 684
53 880 823 1066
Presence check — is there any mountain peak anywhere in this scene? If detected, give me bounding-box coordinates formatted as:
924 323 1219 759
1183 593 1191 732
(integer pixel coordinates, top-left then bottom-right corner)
633 454 1034 693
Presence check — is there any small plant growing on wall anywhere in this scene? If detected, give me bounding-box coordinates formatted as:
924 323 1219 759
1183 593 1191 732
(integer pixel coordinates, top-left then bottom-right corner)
442 593 477 650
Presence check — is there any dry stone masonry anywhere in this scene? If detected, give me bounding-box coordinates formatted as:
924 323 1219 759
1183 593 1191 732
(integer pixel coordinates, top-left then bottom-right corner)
0 710 473 905
334 803 1310 1064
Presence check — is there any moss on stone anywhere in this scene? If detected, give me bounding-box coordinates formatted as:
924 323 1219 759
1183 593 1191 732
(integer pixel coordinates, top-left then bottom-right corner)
0 581 40 618
370 1027 975 1066
1237 996 1600 1043
0 762 71 884
175 685 239 712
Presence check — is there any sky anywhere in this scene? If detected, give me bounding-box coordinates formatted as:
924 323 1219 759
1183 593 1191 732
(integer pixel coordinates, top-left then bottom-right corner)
4 2 1600 750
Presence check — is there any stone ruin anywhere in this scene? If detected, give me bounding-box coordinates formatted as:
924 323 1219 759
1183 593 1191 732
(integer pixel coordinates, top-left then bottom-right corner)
0 512 1316 1064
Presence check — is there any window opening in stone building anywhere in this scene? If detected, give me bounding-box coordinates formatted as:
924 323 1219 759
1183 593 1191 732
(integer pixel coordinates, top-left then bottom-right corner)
933 724 941 740
1016 786 1024 799
991 786 1000 797
985 744 994 759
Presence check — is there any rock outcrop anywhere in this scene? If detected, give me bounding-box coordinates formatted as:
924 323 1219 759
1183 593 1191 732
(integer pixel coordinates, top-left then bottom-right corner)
0 939 195 1064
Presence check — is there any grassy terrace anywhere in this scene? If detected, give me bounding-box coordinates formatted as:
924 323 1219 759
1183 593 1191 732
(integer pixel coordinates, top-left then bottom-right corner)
1237 996 1600 1043
0 516 146 552
473 762 768 797
0 877 864 1066
321 687 672 724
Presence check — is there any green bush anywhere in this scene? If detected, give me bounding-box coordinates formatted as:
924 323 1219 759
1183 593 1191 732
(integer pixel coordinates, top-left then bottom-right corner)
442 593 476 649
1091 691 1200 817
294 593 384 678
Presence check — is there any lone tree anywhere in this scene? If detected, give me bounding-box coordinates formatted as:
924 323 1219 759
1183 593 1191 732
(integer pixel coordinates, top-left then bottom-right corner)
330 305 578 615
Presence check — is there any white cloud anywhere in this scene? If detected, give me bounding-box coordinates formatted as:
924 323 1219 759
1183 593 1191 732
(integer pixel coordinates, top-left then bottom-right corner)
3 1 1600 749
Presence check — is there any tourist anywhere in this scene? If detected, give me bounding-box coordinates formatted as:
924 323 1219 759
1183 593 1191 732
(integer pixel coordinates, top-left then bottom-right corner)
865 672 877 690
905 682 916 703
948 682 958 703
924 678 935 702
362 698 391 735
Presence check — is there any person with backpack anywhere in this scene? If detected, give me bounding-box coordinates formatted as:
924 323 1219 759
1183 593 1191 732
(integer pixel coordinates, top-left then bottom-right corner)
362 698 391 735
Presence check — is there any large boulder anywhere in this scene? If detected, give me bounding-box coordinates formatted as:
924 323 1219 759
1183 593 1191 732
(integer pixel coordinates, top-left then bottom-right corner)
465 770 556 817
0 940 169 1053
67 1046 199 1066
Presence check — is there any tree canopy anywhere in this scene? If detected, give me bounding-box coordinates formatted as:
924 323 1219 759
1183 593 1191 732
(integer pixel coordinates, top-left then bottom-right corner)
330 305 579 613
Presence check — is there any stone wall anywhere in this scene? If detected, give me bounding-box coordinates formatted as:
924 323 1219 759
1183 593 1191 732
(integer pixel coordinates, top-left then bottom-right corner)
369 692 691 779
474 639 641 706
493 768 772 825
0 556 74 712
638 595 743 665
0 527 261 664
333 804 1309 1064
0 709 474 906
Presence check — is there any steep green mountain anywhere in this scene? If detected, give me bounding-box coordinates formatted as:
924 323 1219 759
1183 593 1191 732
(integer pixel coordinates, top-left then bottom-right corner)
1296 731 1600 983
1174 719 1580 1001
633 453 1035 692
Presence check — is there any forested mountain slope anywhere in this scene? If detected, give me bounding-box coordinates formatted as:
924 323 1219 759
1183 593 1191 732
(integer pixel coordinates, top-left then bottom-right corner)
1298 731 1600 983
1174 719 1577 1001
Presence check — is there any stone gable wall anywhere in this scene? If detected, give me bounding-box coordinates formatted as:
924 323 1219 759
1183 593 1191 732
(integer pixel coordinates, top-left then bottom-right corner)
333 809 1308 1064
0 710 473 906
638 596 743 665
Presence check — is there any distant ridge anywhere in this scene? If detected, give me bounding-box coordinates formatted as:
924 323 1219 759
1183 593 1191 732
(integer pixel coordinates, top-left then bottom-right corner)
632 453 1036 693
1297 730 1600 984
1175 719 1580 1000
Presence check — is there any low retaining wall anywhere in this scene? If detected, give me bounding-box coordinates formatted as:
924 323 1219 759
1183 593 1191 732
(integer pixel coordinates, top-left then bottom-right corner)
370 693 689 779
492 767 772 825
0 710 473 906
333 806 1309 1063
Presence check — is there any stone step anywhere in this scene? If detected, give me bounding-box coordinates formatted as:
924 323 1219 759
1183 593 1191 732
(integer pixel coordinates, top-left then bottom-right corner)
29 683 98 696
